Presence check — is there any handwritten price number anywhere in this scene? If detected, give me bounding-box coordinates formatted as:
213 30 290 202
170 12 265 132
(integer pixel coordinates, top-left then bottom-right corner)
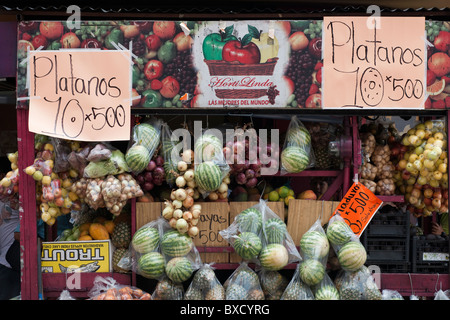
333 66 423 107
43 97 126 139
341 190 370 234
198 213 227 245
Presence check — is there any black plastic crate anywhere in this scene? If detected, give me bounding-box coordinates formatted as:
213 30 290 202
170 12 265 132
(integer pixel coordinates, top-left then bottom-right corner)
365 207 410 237
361 235 410 262
365 260 410 273
411 236 449 273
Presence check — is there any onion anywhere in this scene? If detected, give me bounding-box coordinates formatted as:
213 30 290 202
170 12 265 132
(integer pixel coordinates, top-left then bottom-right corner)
183 211 193 221
190 218 199 226
176 176 186 188
184 169 195 181
236 172 247 185
177 161 188 172
193 189 200 200
181 149 194 163
186 180 197 188
218 182 228 193
154 155 164 167
169 218 177 228
191 209 201 219
219 191 228 199
183 195 194 208
185 187 195 197
175 188 187 201
222 176 231 185
162 206 174 219
245 177 258 188
192 204 202 211
208 192 219 201
176 218 189 233
146 160 156 171
173 209 183 219
172 200 183 209
188 226 199 237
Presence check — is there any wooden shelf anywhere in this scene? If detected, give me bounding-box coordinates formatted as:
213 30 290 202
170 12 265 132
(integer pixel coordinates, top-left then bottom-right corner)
377 195 405 203
261 170 342 177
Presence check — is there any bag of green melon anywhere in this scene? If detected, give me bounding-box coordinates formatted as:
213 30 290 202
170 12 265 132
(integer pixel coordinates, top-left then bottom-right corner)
281 263 315 300
125 117 163 175
184 263 225 300
280 115 315 175
193 129 230 197
311 272 340 300
219 199 300 271
325 214 368 273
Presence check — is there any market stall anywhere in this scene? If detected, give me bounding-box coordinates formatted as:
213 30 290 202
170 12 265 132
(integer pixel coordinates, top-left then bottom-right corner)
2 3 450 300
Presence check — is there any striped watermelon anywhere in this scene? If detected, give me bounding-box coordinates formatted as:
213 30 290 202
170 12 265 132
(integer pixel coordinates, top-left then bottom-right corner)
259 244 289 271
286 126 311 147
236 207 263 234
326 220 354 246
135 123 160 151
264 218 287 244
132 226 160 253
281 146 310 173
137 252 165 279
125 145 151 174
315 285 340 300
233 232 262 260
194 161 222 192
161 230 193 257
194 134 223 162
337 241 367 272
299 259 325 286
165 257 193 283
300 230 329 259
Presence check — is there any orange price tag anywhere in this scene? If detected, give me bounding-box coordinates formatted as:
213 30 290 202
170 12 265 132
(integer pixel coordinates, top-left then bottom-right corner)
331 182 383 237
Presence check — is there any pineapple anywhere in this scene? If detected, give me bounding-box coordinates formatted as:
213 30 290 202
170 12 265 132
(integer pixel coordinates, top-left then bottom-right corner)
111 222 131 249
112 248 129 273
260 271 288 299
205 285 225 300
281 281 314 300
184 287 203 300
193 266 216 289
248 288 265 300
226 284 248 300
153 277 184 300
363 278 382 300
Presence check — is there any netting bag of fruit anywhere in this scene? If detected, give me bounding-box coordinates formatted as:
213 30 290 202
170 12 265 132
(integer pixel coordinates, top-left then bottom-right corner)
50 137 73 173
224 262 265 300
258 269 289 300
152 275 185 300
184 263 225 300
125 117 163 175
280 115 316 175
88 276 152 300
334 266 382 300
312 272 340 300
280 263 315 300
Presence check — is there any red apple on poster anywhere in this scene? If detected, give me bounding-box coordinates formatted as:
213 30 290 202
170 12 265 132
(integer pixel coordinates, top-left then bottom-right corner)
145 34 162 51
160 76 180 99
222 40 261 65
144 60 163 80
305 93 321 108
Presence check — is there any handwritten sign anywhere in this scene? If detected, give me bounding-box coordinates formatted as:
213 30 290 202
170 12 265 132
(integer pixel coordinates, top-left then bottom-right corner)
28 50 132 141
331 182 383 237
322 17 426 109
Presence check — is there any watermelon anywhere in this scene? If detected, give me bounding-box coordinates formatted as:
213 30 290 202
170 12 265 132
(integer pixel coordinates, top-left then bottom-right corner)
194 134 223 162
264 218 287 244
281 146 310 173
125 145 151 173
300 230 329 259
161 230 193 257
165 257 193 283
135 123 160 151
286 126 311 147
132 226 160 254
326 220 354 246
232 232 262 260
137 252 165 279
337 241 367 272
259 244 289 271
299 259 325 286
194 161 222 192
315 285 340 300
236 207 263 234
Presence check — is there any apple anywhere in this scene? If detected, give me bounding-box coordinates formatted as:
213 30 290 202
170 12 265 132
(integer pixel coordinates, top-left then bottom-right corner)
428 52 450 78
39 21 64 40
60 32 81 49
153 21 176 40
305 93 321 108
120 24 140 39
288 31 309 51
222 40 261 64
308 37 322 58
159 76 180 99
434 31 450 52
31 34 48 49
144 60 164 80
145 34 162 51
173 32 193 51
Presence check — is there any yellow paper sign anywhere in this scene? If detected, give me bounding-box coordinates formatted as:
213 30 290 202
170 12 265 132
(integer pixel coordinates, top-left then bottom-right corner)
40 240 112 273
322 17 426 109
28 50 132 141
331 182 383 237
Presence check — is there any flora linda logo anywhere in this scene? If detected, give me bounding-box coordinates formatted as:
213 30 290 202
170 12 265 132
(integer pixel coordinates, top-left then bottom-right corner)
169 120 280 176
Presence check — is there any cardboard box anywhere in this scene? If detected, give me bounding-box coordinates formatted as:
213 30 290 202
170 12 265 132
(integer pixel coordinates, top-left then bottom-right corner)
41 240 112 273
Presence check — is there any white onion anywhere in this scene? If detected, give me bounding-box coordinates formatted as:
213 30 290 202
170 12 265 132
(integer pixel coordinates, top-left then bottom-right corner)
173 209 183 219
174 188 187 201
176 176 186 188
188 226 199 237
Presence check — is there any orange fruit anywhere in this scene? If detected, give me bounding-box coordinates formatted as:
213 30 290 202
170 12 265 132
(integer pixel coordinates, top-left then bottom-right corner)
103 220 115 234
427 79 446 96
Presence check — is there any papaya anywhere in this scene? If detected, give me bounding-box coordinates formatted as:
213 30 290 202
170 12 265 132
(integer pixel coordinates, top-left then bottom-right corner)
78 235 93 241
103 220 115 234
89 223 110 240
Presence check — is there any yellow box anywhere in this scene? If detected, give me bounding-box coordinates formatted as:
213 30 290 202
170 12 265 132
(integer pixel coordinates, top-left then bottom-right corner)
40 240 112 273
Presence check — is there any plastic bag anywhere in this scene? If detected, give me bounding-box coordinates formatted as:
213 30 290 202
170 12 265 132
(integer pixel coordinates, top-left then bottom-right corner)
334 266 382 300
259 269 289 300
280 115 315 175
220 199 300 271
184 264 225 300
126 117 163 175
281 264 315 300
435 289 450 300
312 272 340 300
86 143 112 162
57 289 76 300
68 145 91 176
161 122 183 187
89 276 152 300
224 262 265 300
0 169 19 202
381 289 404 300
85 178 105 210
152 276 185 300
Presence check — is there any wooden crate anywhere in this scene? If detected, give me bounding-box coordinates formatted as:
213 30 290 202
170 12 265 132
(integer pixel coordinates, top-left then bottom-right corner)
229 201 285 263
193 202 231 263
136 202 161 229
286 199 340 245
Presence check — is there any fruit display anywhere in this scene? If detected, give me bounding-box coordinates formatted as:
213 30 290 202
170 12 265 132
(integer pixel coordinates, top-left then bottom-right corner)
0 152 20 206
424 21 450 109
184 264 225 300
224 263 265 300
395 120 448 217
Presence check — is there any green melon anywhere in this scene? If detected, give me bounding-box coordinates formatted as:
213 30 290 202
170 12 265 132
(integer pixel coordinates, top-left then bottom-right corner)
337 241 367 272
300 230 330 259
194 161 222 192
194 134 223 162
161 230 193 257
326 220 354 246
125 145 151 173
236 207 263 234
135 123 160 151
137 251 165 279
132 225 160 254
259 244 289 271
264 218 287 244
299 259 325 286
165 257 193 283
315 285 340 300
232 232 262 260
281 146 310 173
286 126 311 147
